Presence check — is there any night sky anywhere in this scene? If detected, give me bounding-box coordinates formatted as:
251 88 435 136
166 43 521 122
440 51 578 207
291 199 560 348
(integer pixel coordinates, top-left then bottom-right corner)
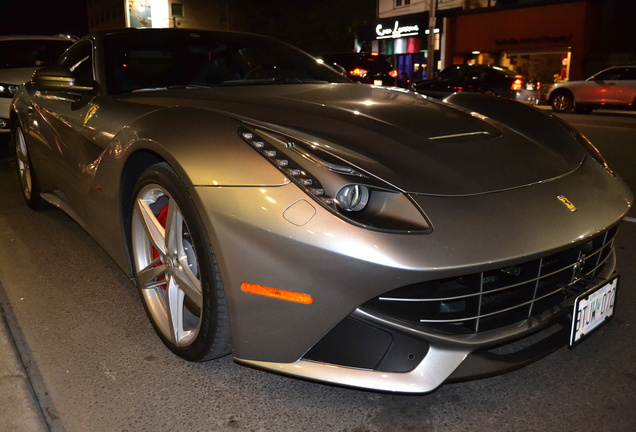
0 0 375 53
1 0 89 37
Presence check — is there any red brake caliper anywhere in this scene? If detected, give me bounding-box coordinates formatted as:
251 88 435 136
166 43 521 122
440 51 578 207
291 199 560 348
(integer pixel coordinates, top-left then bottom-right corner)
151 204 169 290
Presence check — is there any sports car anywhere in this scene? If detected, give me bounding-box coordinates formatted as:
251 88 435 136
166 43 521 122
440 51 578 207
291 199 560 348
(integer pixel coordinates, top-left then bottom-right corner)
9 28 632 393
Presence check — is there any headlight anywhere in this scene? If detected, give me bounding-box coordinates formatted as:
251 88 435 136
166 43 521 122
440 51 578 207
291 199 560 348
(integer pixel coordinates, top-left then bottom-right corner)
0 83 20 98
239 123 431 233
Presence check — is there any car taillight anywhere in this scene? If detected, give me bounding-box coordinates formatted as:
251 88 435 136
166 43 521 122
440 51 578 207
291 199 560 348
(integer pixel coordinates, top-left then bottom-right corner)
389 69 398 78
350 68 368 78
511 75 523 91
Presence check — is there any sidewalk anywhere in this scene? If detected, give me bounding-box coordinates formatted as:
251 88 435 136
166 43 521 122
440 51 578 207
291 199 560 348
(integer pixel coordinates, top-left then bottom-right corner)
0 299 49 432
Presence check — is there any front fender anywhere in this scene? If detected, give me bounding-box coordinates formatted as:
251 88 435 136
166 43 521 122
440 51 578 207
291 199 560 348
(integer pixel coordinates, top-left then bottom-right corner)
84 106 289 277
106 107 288 188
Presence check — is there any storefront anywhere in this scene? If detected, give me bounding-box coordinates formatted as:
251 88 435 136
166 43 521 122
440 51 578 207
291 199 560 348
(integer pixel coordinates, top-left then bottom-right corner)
370 13 442 86
443 1 601 91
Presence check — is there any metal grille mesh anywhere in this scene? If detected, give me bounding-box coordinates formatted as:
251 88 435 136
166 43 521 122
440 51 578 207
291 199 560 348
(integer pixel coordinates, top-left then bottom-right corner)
361 226 619 334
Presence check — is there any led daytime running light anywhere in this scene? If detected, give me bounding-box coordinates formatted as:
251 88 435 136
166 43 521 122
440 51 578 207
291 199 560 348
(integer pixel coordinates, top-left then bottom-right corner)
239 127 336 207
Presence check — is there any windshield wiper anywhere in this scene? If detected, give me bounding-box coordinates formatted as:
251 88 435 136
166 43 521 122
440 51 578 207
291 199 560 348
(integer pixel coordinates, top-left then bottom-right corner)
218 77 327 86
132 84 212 92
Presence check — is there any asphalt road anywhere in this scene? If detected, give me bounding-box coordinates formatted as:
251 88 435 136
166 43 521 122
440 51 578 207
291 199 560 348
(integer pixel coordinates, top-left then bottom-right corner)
0 109 635 432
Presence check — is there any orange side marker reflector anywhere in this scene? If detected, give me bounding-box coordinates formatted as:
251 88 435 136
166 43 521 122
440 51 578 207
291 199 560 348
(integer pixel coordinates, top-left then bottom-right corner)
240 282 313 304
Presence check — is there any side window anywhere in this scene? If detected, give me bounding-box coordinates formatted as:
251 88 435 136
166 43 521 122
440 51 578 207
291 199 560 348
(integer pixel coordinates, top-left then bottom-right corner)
623 68 636 80
59 41 94 88
594 68 622 81
440 67 464 84
465 69 482 84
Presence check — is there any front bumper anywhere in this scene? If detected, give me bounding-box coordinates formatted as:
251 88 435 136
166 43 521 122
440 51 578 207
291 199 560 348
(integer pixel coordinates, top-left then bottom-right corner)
190 152 630 393
238 250 618 393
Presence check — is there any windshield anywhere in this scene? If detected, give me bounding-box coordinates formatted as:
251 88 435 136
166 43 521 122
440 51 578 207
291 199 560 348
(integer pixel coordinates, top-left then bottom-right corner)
0 39 73 69
103 30 350 94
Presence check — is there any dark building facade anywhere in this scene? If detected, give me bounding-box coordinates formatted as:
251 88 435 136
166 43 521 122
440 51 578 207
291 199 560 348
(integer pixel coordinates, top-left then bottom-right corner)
371 0 635 88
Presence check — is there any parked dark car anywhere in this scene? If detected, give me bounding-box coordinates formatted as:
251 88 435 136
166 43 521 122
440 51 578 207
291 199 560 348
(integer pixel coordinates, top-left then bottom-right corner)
319 52 398 86
547 65 636 113
412 64 540 105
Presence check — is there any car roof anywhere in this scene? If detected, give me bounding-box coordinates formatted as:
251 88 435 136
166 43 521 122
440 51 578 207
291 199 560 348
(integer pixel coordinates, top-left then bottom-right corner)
0 34 76 42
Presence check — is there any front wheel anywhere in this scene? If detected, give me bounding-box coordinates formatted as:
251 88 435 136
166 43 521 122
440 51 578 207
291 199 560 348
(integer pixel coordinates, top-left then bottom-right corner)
130 163 231 361
551 92 573 113
14 126 47 209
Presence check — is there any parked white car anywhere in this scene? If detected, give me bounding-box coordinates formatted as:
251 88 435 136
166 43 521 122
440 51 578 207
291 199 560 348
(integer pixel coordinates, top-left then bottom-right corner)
1 35 75 141
547 65 636 113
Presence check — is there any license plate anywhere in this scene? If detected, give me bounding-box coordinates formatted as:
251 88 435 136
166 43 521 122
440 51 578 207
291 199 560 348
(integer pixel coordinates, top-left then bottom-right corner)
570 276 618 346
374 80 383 86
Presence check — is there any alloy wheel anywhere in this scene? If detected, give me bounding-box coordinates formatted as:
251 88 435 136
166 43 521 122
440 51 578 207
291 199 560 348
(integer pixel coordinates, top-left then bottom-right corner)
131 184 203 347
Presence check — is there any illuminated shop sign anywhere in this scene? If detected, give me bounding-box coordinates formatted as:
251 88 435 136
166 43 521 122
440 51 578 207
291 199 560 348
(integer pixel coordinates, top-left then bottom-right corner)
127 0 170 28
376 21 421 39
495 34 573 46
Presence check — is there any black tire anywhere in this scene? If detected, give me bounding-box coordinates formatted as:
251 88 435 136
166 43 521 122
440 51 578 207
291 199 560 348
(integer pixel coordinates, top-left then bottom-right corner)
14 126 48 210
130 162 231 361
551 91 574 113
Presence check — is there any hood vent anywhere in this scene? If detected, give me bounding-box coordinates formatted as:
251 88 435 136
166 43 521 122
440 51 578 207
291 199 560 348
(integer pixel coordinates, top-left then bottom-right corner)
428 131 498 143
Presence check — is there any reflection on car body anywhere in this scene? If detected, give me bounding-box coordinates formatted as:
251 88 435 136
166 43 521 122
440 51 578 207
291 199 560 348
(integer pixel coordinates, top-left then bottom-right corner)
412 64 540 105
547 65 636 113
0 35 75 156
318 52 398 86
10 28 632 393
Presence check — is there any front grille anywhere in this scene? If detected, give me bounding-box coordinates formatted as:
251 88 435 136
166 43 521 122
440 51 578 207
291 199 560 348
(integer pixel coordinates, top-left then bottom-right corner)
361 226 619 335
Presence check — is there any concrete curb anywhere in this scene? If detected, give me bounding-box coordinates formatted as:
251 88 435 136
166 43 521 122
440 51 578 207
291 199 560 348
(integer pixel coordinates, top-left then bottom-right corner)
0 303 49 432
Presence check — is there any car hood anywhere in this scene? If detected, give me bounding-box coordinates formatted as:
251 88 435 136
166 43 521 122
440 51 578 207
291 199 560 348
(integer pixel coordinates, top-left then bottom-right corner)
126 84 586 196
0 66 39 85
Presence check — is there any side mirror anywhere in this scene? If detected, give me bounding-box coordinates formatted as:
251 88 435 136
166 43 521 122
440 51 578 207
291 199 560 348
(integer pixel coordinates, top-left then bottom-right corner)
32 66 94 92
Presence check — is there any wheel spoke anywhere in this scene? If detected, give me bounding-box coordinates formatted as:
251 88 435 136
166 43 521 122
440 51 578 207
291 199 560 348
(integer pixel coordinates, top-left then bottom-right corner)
164 201 203 308
15 131 32 198
135 197 167 256
164 200 182 257
173 260 203 309
136 258 166 289
166 277 189 344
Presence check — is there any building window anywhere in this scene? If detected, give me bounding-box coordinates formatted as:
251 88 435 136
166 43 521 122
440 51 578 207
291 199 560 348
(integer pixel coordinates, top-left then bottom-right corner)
395 0 411 6
171 3 184 17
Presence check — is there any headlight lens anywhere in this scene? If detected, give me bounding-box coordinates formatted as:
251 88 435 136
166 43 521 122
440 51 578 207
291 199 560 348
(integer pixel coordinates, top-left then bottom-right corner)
336 184 369 212
0 83 20 99
239 123 431 233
